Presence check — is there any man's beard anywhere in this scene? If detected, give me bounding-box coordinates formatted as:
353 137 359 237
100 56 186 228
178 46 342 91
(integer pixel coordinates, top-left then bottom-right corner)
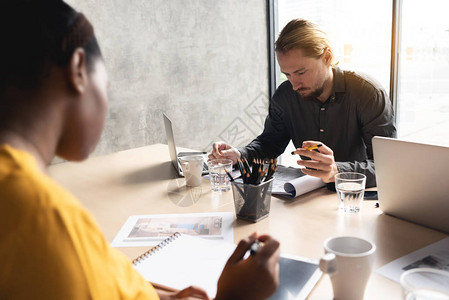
296 85 324 101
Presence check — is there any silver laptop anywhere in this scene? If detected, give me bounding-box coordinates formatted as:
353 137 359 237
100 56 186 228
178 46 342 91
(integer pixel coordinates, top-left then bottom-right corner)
163 113 208 176
373 136 449 233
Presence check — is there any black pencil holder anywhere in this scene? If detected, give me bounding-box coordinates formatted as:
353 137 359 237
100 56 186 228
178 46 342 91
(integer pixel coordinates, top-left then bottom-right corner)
231 178 274 222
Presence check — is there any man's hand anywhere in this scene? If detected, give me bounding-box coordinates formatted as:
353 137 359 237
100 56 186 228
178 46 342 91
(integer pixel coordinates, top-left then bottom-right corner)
294 141 338 183
215 233 280 300
208 141 241 164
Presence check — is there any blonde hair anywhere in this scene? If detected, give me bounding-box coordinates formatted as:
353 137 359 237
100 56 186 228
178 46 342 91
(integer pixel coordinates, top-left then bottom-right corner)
275 19 338 67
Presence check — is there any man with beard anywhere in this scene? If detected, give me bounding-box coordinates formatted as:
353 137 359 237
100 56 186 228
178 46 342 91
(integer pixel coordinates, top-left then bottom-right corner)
209 19 396 188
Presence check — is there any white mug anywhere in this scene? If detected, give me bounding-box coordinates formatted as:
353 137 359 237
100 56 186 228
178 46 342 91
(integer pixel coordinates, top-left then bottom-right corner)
180 155 203 187
319 236 376 300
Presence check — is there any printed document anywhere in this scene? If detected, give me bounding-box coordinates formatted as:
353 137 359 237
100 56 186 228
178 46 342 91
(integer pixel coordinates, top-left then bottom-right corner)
111 212 234 247
377 237 449 282
272 165 325 197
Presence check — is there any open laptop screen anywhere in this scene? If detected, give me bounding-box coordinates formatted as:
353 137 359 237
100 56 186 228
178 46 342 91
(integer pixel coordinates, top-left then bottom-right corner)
373 136 449 233
163 113 208 176
163 113 181 173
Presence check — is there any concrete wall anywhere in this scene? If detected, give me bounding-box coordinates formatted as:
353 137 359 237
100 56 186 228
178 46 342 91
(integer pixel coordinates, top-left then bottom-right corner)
66 0 269 157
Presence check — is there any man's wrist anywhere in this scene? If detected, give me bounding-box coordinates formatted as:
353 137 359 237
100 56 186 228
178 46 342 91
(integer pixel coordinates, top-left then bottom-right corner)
329 162 339 182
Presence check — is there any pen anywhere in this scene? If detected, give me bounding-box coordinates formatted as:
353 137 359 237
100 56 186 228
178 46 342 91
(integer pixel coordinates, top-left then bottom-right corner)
291 144 323 155
250 241 260 256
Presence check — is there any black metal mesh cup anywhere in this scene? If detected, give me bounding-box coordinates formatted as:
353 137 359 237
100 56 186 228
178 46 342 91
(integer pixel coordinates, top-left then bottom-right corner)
231 178 274 222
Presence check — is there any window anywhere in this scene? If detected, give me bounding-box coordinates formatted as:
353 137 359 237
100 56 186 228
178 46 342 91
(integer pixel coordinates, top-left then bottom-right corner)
277 0 392 90
273 0 449 167
396 0 449 147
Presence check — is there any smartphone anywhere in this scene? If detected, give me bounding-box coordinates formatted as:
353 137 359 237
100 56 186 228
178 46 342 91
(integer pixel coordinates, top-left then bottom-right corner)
364 191 378 200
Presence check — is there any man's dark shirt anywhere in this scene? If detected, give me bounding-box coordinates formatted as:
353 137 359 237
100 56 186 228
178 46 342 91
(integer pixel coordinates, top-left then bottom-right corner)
240 67 397 187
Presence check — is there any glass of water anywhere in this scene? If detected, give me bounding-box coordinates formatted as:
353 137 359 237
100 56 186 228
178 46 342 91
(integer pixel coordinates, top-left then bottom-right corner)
207 159 233 192
400 268 449 300
335 172 366 213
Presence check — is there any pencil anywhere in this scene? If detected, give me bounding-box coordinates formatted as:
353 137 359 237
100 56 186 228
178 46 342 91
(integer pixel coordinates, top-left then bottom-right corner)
264 158 273 181
237 159 245 176
242 158 251 174
245 171 250 184
224 168 234 182
265 159 276 182
306 144 322 151
256 164 264 185
250 159 259 184
227 168 246 199
291 144 322 155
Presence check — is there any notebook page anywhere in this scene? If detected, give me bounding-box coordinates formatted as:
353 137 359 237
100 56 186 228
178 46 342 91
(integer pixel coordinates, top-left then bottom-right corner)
134 234 236 298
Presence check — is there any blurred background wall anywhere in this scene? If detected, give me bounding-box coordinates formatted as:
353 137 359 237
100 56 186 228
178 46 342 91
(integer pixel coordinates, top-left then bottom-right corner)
66 0 269 158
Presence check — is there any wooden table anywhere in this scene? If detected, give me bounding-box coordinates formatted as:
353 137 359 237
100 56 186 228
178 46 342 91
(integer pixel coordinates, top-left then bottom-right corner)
48 144 448 299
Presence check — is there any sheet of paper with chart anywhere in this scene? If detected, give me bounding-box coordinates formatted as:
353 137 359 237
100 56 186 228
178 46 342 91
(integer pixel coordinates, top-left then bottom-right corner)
377 237 449 282
271 165 326 198
111 212 234 247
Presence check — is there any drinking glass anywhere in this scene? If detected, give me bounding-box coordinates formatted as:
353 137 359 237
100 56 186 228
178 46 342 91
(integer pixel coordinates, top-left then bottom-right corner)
335 172 366 212
400 268 449 300
207 159 233 192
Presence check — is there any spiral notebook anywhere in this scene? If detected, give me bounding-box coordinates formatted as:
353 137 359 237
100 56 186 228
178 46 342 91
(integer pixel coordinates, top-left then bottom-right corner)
133 232 321 299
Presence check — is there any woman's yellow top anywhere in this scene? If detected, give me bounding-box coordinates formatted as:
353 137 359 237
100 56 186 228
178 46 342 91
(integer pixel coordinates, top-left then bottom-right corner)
0 145 159 300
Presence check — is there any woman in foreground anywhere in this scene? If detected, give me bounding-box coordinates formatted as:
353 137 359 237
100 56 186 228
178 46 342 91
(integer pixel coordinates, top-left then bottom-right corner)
0 1 280 299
